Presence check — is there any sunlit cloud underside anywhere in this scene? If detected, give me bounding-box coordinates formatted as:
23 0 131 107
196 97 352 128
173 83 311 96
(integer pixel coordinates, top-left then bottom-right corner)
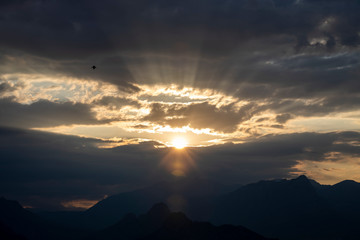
1 73 359 149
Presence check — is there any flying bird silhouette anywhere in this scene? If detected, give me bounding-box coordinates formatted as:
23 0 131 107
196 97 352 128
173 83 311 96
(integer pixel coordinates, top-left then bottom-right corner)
91 65 96 70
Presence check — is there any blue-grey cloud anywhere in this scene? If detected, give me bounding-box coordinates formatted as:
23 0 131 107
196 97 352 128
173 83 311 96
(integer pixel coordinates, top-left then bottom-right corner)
0 98 108 128
1 126 360 210
0 0 359 93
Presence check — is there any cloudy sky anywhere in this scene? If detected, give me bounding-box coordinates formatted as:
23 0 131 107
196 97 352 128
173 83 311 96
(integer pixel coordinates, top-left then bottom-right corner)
1 0 360 210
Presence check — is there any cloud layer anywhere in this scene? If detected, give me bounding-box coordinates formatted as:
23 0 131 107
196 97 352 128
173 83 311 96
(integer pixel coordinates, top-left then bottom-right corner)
1 126 360 209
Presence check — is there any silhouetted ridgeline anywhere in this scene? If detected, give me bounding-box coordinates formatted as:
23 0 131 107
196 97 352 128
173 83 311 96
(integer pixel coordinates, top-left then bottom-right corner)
76 176 360 239
2 176 360 240
83 177 235 229
189 176 360 239
0 197 274 240
85 203 275 240
0 197 86 240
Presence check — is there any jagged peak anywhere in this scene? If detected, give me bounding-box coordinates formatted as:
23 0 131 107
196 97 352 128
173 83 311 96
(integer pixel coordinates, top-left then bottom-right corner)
294 175 309 181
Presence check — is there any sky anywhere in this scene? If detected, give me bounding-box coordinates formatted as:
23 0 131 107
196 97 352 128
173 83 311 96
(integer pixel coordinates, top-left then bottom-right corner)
1 0 360 210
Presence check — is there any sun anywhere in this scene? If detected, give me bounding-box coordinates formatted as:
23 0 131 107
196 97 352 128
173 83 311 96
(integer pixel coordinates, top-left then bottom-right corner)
172 137 188 149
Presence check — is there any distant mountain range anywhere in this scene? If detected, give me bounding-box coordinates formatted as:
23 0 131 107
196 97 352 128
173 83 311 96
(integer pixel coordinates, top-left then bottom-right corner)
82 175 360 239
83 177 237 228
188 175 359 239
0 197 86 240
2 176 360 240
86 203 275 240
0 198 273 240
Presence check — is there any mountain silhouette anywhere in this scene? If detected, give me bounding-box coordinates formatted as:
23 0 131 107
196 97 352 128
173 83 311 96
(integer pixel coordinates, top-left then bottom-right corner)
0 197 87 240
141 211 274 240
0 197 51 240
82 177 235 229
316 179 360 215
311 179 360 239
188 175 356 240
5 176 360 240
86 203 275 240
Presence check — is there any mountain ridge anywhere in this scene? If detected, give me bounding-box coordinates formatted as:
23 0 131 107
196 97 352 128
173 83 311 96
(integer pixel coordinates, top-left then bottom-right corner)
83 177 236 228
85 202 276 240
0 197 88 240
4 175 360 240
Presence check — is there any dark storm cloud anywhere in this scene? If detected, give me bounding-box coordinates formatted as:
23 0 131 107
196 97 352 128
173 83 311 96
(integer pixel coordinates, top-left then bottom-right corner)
0 97 109 128
1 126 360 209
1 0 359 56
230 50 360 98
0 0 112 59
0 126 166 210
0 0 359 91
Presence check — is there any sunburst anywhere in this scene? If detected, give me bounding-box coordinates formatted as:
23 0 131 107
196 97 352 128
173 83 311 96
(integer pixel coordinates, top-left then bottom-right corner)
172 137 188 149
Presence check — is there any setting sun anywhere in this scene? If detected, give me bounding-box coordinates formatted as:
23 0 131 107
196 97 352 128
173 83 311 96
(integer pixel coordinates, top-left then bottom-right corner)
172 137 188 149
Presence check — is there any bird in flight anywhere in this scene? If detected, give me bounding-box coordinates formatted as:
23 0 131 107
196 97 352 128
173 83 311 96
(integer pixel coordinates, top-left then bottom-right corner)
91 65 96 70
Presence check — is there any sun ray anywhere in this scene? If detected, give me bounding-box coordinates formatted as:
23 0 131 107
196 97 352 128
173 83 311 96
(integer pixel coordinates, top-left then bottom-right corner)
160 145 197 177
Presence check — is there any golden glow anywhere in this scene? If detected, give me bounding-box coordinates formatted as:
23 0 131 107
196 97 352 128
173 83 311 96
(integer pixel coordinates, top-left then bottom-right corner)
160 147 196 177
292 156 360 185
172 137 188 149
16 73 360 149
